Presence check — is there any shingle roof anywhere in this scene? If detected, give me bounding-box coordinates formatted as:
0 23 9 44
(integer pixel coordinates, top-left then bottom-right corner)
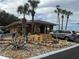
6 20 57 28
34 20 56 25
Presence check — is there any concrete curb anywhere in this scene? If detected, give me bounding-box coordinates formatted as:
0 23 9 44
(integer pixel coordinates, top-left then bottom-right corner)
28 44 79 59
0 56 11 59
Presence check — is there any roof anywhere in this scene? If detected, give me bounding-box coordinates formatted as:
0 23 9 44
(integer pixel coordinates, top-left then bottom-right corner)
6 20 57 28
33 20 57 25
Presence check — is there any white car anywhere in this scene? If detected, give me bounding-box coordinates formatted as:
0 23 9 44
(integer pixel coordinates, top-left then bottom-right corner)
50 30 78 41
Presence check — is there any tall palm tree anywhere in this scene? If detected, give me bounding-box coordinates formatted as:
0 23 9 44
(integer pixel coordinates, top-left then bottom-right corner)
17 3 29 43
28 0 40 33
61 9 66 30
65 11 73 30
17 3 29 33
54 5 61 30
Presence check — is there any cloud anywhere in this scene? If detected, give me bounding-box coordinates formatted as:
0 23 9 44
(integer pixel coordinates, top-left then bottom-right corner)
36 7 55 14
0 0 79 30
0 0 28 16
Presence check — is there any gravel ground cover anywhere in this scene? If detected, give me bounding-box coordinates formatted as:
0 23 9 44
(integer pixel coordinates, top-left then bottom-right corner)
0 40 76 59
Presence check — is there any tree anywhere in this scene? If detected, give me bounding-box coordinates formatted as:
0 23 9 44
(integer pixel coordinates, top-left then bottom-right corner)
14 3 29 49
0 10 19 26
65 11 73 30
28 0 40 33
17 3 29 34
54 5 61 30
61 9 66 30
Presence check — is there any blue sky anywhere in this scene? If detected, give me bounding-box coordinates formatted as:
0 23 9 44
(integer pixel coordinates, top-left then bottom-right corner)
0 0 79 31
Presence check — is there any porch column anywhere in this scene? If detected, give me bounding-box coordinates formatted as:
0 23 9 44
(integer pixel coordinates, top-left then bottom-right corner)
34 24 37 33
46 26 48 34
44 26 47 34
49 25 53 32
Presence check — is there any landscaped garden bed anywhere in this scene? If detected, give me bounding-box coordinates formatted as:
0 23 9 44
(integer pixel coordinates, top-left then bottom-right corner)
0 39 76 59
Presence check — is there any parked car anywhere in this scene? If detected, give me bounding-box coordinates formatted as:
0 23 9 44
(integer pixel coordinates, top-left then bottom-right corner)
50 30 78 41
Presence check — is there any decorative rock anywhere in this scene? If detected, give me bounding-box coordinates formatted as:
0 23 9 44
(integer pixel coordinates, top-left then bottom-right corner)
0 39 74 59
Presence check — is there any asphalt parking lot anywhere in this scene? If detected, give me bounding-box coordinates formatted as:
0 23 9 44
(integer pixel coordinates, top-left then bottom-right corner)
41 44 79 59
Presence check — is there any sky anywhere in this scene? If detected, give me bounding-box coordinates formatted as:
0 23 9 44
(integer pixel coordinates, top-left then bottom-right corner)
0 0 79 31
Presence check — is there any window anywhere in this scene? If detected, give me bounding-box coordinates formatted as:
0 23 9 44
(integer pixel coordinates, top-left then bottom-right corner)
53 30 71 33
59 31 71 33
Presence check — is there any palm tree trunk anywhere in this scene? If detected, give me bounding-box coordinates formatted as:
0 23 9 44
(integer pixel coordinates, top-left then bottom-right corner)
23 13 25 19
22 14 26 34
61 15 64 30
65 17 69 30
58 13 60 30
31 16 34 33
22 14 27 42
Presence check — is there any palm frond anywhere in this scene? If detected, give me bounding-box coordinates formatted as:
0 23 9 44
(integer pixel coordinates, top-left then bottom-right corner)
54 10 57 13
66 11 73 16
24 3 29 14
61 9 66 14
28 0 40 9
17 6 23 14
28 9 32 15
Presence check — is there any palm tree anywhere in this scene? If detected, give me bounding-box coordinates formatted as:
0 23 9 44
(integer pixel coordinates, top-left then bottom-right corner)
65 11 73 30
28 0 40 33
61 9 66 30
17 3 29 34
17 3 29 48
54 5 61 30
